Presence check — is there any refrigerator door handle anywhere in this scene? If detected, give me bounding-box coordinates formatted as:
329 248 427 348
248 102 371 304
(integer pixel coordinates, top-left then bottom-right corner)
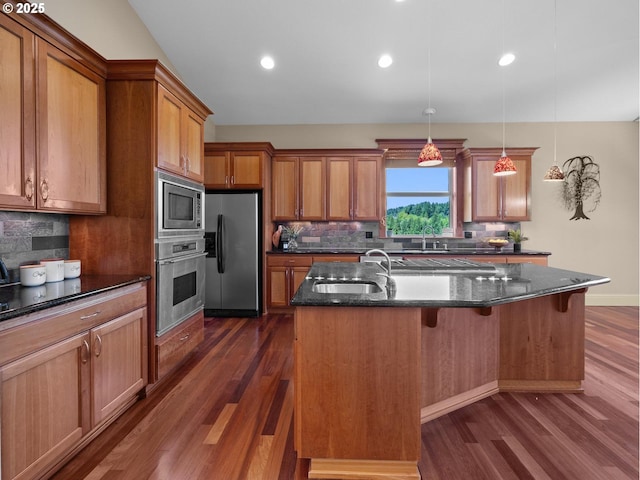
217 214 225 274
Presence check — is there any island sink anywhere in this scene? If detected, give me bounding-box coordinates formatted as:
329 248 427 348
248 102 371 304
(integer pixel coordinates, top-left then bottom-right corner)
311 281 382 294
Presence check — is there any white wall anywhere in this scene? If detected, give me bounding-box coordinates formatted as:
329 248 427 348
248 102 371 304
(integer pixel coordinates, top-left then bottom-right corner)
44 0 179 74
42 2 639 306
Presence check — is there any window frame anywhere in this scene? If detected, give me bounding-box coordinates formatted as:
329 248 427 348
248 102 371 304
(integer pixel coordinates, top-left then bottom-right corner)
385 166 455 238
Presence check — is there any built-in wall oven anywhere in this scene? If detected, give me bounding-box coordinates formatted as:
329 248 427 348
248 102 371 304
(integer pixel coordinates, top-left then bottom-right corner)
156 237 206 336
155 170 206 336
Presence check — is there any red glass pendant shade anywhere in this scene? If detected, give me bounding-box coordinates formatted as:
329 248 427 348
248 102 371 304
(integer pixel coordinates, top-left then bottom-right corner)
417 139 443 166
493 151 517 176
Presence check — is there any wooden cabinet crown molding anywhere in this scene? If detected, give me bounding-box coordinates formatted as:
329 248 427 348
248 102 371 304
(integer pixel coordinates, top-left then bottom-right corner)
206 142 275 156
376 138 467 162
106 59 213 120
4 9 107 77
273 148 384 157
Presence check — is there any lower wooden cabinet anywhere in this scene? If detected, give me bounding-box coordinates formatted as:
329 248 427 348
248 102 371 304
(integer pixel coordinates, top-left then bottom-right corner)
267 255 313 309
91 308 146 425
266 255 359 311
155 310 204 379
0 282 147 480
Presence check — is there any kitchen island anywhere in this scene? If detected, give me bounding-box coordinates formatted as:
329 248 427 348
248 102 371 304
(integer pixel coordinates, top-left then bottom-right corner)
290 261 609 480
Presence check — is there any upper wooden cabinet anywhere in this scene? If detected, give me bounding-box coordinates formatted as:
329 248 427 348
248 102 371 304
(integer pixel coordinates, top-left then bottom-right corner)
157 84 205 182
204 142 274 189
271 150 383 221
463 147 537 222
0 13 106 214
327 156 381 220
271 156 326 220
107 60 211 186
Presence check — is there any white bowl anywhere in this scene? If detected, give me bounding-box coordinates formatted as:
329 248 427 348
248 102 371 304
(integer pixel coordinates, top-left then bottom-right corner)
20 264 47 286
40 258 64 282
64 260 81 279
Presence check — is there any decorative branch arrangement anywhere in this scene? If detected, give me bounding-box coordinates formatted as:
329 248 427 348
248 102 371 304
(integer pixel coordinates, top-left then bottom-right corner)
561 155 601 220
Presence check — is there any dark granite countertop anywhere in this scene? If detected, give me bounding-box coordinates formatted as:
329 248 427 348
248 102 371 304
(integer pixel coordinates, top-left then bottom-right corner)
268 248 551 256
290 261 609 308
0 274 151 323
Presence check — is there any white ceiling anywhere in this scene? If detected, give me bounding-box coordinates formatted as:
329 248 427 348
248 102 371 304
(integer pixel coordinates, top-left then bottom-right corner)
127 0 639 126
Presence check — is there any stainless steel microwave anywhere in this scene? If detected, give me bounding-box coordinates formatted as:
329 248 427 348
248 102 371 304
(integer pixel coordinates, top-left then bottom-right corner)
156 170 204 238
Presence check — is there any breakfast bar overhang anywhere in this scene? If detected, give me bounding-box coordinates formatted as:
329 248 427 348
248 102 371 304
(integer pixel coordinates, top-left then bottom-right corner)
290 262 610 480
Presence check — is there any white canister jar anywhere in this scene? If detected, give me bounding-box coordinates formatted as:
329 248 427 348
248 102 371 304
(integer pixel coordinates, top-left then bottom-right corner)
64 260 81 279
40 258 65 283
20 264 47 286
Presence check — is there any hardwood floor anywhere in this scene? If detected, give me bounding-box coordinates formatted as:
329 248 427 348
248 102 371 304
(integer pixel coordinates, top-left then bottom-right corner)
50 306 639 480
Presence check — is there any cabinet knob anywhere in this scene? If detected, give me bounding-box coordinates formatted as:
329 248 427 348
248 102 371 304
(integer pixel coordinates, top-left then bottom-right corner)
25 177 34 201
40 179 49 202
231 175 235 185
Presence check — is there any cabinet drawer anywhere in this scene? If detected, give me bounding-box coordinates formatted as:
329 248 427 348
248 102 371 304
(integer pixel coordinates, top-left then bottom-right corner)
0 282 147 367
156 310 204 379
267 255 313 267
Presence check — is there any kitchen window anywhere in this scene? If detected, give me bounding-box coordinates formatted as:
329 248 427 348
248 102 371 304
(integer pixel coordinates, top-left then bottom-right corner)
385 165 453 236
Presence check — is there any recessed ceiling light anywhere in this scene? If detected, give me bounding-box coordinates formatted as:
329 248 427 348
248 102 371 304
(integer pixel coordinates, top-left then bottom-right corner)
378 54 393 68
498 53 515 66
260 56 275 70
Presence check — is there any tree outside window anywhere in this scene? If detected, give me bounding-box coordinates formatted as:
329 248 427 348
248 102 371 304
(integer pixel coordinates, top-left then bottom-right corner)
385 167 452 235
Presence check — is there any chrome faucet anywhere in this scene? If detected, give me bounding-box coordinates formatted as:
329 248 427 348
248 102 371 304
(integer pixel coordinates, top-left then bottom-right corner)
365 248 391 277
421 224 436 250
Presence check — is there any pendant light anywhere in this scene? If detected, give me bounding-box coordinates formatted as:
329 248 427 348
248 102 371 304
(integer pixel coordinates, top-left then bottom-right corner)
418 0 442 167
543 0 565 182
494 0 516 177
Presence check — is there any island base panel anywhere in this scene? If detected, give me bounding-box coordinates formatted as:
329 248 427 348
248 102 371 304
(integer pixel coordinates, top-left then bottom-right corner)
499 292 586 385
295 306 421 466
308 459 420 480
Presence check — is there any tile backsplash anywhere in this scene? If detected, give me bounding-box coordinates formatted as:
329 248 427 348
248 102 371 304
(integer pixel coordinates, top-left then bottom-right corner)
0 211 69 283
273 221 521 251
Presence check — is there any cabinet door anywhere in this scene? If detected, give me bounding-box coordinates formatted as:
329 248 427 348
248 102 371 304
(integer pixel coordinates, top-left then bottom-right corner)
204 152 230 189
291 266 310 300
272 157 299 220
37 40 106 213
473 158 501 221
502 157 530 220
268 266 289 307
299 157 325 220
326 157 352 220
353 156 380 220
1 333 90 480
157 84 184 176
182 108 205 182
231 152 263 188
0 15 36 209
91 307 146 426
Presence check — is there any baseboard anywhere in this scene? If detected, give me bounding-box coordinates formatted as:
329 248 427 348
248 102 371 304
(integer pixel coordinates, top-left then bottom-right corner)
586 294 639 306
420 381 499 423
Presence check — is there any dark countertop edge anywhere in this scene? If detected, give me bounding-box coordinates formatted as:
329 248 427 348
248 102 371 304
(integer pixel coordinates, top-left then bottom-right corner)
0 275 151 323
290 277 610 308
290 262 610 308
268 249 551 256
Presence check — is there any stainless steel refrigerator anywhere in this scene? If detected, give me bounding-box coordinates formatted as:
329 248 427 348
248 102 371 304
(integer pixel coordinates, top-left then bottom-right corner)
204 192 261 317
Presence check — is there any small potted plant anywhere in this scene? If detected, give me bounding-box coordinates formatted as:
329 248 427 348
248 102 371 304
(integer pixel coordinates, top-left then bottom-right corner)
508 229 528 252
283 225 303 250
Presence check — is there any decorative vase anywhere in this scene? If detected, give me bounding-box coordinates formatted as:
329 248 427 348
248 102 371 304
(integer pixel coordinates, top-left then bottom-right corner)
513 243 521 252
288 237 298 251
